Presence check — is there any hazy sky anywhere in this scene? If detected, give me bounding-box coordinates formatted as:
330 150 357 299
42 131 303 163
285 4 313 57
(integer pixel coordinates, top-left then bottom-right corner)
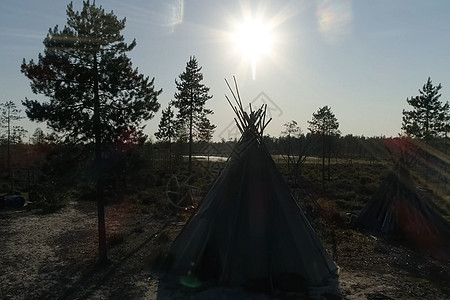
1 0 450 141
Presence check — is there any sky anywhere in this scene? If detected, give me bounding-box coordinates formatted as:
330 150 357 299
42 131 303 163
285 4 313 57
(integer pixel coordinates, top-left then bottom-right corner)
1 0 450 142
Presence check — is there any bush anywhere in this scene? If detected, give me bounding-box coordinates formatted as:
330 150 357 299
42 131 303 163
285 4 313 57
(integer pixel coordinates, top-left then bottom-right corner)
137 187 172 217
29 182 64 213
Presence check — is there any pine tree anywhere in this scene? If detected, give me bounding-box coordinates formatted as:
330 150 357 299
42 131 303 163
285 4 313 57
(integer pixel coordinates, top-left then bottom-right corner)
307 106 340 136
21 1 161 264
155 103 176 143
195 116 216 143
172 56 213 173
0 101 26 179
155 103 176 170
0 101 25 146
30 128 47 145
308 106 340 188
402 77 450 141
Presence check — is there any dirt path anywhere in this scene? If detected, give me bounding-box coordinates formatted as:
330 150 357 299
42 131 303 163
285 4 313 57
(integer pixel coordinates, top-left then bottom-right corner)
0 201 164 299
1 202 449 299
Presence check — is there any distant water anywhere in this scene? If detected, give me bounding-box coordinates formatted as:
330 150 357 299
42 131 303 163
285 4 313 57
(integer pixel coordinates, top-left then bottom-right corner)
185 155 228 162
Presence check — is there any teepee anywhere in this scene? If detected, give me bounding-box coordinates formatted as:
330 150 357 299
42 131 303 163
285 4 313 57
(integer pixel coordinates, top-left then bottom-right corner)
355 163 450 257
166 79 339 295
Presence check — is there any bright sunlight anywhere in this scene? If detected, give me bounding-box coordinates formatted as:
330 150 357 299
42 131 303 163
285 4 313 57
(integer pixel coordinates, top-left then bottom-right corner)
233 18 273 80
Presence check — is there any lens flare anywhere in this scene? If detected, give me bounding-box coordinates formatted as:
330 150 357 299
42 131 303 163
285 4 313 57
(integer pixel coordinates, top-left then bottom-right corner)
317 0 352 43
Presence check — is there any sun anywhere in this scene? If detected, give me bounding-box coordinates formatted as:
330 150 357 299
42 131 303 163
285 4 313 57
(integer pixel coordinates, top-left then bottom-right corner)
233 18 273 79
234 19 272 61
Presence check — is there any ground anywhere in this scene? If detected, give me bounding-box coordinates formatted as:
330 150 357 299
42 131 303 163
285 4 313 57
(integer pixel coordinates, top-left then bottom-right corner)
1 201 449 299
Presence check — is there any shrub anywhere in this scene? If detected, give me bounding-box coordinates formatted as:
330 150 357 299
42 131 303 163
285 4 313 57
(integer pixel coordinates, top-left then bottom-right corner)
30 182 64 213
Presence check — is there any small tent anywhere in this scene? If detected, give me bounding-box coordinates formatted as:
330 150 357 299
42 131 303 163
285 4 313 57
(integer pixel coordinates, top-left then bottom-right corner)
166 80 339 296
355 163 450 257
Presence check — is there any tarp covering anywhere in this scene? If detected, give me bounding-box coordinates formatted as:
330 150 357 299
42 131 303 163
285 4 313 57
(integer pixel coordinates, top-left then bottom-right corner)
355 164 450 257
167 133 339 294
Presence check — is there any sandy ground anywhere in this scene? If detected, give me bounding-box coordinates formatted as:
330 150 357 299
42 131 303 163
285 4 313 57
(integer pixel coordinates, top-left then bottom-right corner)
1 201 449 299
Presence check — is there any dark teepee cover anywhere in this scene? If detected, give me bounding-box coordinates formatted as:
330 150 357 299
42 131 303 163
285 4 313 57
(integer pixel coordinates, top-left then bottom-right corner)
355 164 450 257
168 133 338 292
166 84 339 295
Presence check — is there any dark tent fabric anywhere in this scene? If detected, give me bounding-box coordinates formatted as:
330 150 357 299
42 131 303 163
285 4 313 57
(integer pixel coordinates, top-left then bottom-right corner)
167 133 339 293
0 194 25 209
355 164 450 257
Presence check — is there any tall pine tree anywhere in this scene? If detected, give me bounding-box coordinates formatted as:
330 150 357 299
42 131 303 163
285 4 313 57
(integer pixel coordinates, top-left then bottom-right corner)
402 77 450 141
172 56 213 173
21 1 161 264
308 106 340 188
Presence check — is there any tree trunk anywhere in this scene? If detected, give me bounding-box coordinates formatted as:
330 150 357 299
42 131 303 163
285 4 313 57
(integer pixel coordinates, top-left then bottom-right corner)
7 104 12 191
188 104 193 174
322 131 325 190
168 139 172 173
93 54 108 265
327 134 331 181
